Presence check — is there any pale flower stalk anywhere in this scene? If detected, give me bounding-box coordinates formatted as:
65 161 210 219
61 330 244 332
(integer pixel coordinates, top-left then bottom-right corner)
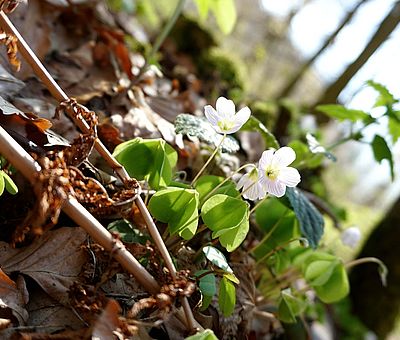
341 226 361 248
236 166 266 201
192 97 251 185
204 96 251 134
258 146 301 197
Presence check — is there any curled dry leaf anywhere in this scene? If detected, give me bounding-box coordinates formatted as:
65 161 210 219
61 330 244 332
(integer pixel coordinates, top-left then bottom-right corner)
0 0 26 13
0 227 88 305
0 269 29 326
0 29 21 71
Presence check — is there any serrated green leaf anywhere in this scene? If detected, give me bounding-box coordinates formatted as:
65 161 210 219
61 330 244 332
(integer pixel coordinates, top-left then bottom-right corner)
371 135 394 180
388 117 400 144
202 246 233 273
3 172 18 195
0 171 4 196
175 114 239 153
317 104 369 122
148 187 199 240
185 329 218 340
107 219 148 244
278 289 304 323
284 188 324 249
241 116 279 149
210 0 237 35
367 80 396 107
219 276 236 317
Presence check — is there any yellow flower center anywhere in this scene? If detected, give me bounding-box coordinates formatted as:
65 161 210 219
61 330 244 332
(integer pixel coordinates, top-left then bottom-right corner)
265 167 279 180
218 119 235 131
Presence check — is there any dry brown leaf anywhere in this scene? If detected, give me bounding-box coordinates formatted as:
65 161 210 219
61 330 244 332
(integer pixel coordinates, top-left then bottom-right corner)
91 299 122 339
0 269 29 326
27 286 84 332
0 227 88 305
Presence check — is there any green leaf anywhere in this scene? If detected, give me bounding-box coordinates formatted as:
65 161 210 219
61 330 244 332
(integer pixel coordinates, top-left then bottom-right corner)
195 175 239 203
253 198 299 260
241 116 279 149
278 289 304 323
210 0 237 34
304 256 339 286
148 187 199 240
113 138 177 189
218 276 236 317
371 135 394 180
0 171 4 196
367 80 396 107
3 172 18 195
316 104 370 122
284 188 324 249
202 246 233 273
223 272 239 284
201 194 249 232
185 329 218 340
107 220 148 244
313 262 349 303
175 114 239 153
196 271 216 310
217 215 249 252
388 117 400 144
288 140 325 169
194 0 211 21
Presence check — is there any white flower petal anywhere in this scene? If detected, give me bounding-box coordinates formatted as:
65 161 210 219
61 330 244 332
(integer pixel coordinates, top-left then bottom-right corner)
261 177 286 197
341 227 361 248
236 173 249 190
204 105 219 126
216 96 235 118
278 167 301 187
258 150 275 170
243 183 265 201
235 106 251 126
273 146 296 167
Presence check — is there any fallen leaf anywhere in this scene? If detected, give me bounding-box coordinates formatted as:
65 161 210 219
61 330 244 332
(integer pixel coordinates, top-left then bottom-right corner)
0 269 28 326
0 227 88 305
91 299 122 339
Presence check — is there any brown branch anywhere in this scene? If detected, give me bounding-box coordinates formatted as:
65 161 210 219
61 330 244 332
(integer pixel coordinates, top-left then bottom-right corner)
0 124 160 294
316 0 400 105
0 10 197 331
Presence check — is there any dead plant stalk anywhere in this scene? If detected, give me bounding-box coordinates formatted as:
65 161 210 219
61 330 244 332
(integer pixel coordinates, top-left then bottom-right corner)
0 10 197 331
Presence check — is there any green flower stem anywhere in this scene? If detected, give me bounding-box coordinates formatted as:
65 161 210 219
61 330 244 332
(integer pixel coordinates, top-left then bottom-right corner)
345 257 388 286
249 194 269 215
191 134 227 186
200 163 254 205
133 0 186 83
250 210 289 255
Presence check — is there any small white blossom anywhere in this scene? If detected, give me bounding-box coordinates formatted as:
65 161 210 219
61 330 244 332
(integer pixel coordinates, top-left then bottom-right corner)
236 166 266 201
204 96 251 134
258 146 301 197
341 226 361 248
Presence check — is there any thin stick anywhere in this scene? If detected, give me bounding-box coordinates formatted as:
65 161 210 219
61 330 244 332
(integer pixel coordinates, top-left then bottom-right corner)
0 125 160 294
0 10 197 330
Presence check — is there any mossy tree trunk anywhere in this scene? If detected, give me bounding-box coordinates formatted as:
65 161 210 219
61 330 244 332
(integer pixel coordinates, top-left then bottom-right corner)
349 197 400 338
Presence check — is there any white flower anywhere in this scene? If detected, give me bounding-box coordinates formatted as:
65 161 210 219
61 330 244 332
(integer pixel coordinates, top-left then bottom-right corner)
258 146 301 198
204 96 251 134
236 166 266 201
341 226 361 248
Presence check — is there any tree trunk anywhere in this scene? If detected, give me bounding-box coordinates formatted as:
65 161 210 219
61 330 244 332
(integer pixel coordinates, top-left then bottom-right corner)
316 0 400 105
276 0 368 99
349 197 400 338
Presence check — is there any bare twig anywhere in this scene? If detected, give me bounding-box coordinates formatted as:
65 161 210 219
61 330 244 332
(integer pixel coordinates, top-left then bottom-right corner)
0 125 160 294
0 10 197 330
